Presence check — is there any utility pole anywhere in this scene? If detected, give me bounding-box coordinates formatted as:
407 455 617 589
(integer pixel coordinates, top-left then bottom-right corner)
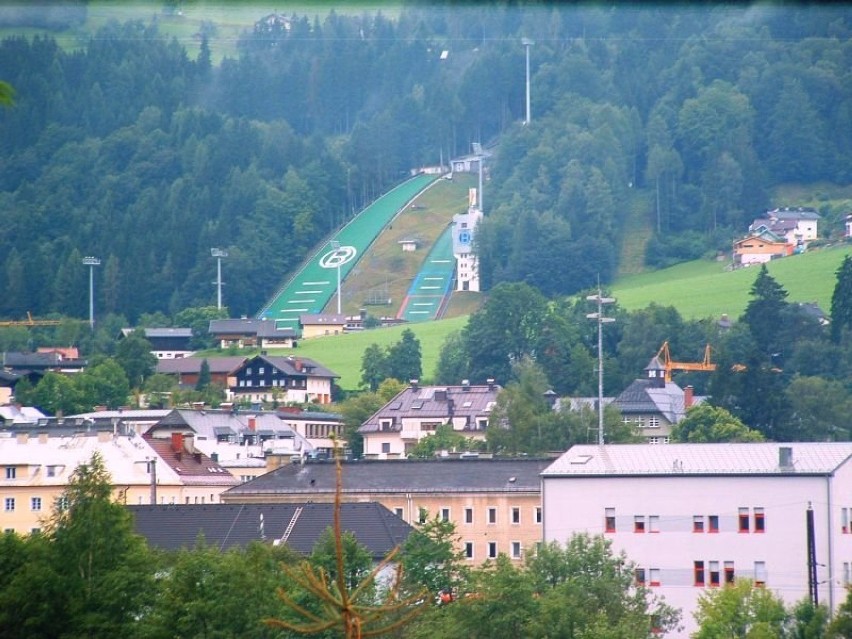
82 256 100 330
586 286 615 445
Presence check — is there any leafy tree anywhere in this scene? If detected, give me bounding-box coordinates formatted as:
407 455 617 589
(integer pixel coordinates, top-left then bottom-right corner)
174 306 229 350
114 329 157 389
831 255 852 343
400 513 468 601
672 403 765 443
386 328 422 384
465 282 547 385
360 343 388 391
433 330 469 386
32 371 81 416
785 376 852 441
827 584 852 637
790 599 828 639
143 372 174 409
77 357 131 409
692 579 788 639
486 357 552 454
408 424 480 458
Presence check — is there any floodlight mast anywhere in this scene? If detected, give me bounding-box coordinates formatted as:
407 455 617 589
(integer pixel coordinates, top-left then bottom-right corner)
522 38 534 125
586 288 616 445
82 256 101 330
211 248 228 310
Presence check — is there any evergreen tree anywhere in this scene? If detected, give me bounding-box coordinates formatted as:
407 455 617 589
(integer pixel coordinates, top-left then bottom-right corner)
386 329 422 384
741 265 788 358
831 255 852 343
360 343 388 391
195 358 212 391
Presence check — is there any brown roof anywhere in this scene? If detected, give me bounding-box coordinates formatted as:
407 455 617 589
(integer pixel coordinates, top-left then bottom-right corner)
143 433 239 486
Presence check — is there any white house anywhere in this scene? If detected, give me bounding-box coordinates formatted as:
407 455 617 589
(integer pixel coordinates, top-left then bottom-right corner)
541 443 852 638
749 207 820 247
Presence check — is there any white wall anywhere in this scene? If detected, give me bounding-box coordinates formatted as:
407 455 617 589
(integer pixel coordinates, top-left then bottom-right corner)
543 470 851 638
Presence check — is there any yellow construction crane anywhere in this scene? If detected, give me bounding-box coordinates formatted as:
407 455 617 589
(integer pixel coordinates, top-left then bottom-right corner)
656 340 716 382
0 312 63 328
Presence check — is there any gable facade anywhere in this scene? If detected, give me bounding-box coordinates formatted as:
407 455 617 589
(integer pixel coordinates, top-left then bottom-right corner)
229 355 337 405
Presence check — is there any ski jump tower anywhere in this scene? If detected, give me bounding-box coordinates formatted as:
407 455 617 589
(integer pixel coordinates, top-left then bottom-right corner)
452 186 483 292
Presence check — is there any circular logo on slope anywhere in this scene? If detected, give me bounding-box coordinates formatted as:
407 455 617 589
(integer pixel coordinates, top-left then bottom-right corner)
319 245 357 269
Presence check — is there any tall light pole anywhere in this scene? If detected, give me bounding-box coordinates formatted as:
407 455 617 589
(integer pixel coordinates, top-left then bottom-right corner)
82 256 100 330
586 287 615 445
330 240 342 315
211 248 228 310
522 37 534 125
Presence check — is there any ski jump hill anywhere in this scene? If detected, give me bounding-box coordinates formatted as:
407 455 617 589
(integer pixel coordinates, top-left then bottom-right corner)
257 173 445 330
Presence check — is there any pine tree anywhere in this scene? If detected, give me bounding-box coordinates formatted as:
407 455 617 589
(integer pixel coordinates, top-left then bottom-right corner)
742 264 788 357
831 255 852 343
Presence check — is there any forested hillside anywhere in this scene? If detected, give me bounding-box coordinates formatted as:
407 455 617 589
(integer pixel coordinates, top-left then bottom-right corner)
0 3 849 321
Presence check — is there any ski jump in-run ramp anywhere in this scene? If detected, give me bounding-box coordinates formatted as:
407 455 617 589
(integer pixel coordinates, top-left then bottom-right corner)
257 173 440 330
396 223 456 323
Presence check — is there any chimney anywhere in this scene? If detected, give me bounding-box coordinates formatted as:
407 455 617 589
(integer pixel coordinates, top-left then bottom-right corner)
149 458 157 504
486 378 495 391
684 385 694 409
38 432 48 444
294 359 303 372
248 417 257 431
171 432 184 453
410 379 419 391
461 379 470 391
97 430 111 443
779 446 794 470
447 398 455 418
183 432 196 454
16 432 28 445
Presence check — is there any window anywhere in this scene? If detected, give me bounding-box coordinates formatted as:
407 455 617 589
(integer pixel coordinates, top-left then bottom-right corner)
440 508 450 522
381 442 391 454
649 515 660 533
693 515 705 533
5 467 15 479
488 542 497 558
4 498 14 512
30 497 41 511
648 416 660 428
605 507 616 533
535 507 542 524
694 561 705 586
724 561 735 584
649 568 661 586
394 507 404 519
465 507 473 524
842 508 849 533
512 507 520 524
511 542 522 559
258 367 265 375
488 507 496 524
709 561 720 587
708 515 719 533
635 568 646 585
465 542 474 560
754 561 767 587
738 507 750 533
634 515 646 533
418 508 427 524
754 508 765 533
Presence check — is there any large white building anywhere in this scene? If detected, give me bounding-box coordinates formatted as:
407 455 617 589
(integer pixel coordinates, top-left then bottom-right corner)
452 188 483 292
541 443 852 638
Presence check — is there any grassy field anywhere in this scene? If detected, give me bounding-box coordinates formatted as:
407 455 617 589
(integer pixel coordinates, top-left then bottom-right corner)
280 314 468 391
612 243 852 319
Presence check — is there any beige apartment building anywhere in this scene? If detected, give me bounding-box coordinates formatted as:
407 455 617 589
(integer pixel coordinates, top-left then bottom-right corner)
222 456 551 563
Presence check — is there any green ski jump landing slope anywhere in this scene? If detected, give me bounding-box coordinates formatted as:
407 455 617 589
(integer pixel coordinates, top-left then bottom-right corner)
397 223 456 322
258 173 439 329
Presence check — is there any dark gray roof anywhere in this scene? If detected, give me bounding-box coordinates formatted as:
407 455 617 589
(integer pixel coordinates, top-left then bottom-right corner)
249 354 338 379
156 356 247 375
128 502 412 558
225 458 552 498
299 314 346 325
209 318 294 337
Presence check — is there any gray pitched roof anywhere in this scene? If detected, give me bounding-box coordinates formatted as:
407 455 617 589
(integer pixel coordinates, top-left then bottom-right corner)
225 458 552 498
249 354 338 379
208 318 294 337
156 356 247 375
612 380 688 423
542 443 852 477
359 383 500 433
129 502 412 558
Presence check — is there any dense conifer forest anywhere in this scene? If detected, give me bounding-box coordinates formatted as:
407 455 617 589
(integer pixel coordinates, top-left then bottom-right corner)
0 3 849 321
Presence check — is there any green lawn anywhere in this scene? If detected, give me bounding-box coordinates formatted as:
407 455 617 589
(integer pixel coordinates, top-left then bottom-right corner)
612 243 852 320
273 314 468 391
